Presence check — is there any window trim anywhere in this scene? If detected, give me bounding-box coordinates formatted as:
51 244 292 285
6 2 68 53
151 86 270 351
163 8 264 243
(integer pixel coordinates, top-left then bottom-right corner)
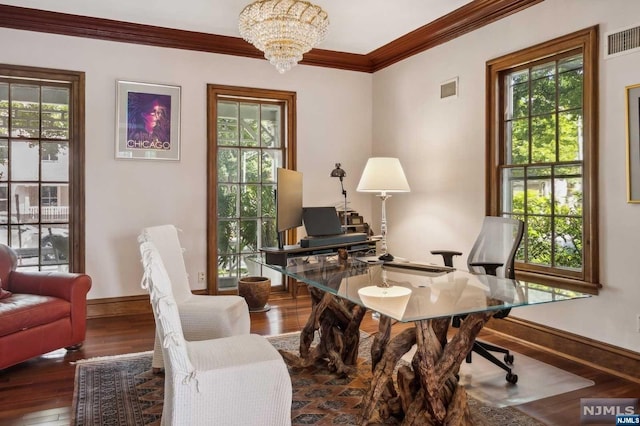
0 64 85 272
207 84 296 295
485 26 600 294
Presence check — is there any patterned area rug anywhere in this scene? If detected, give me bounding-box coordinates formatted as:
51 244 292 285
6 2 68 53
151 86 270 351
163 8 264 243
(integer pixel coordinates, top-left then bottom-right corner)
71 332 545 425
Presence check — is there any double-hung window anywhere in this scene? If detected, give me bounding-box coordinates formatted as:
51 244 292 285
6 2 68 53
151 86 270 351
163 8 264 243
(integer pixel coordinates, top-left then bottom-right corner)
486 27 599 293
208 85 296 294
0 65 84 272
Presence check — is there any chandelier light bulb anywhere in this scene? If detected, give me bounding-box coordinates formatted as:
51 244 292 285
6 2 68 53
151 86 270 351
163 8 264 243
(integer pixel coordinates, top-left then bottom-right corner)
239 0 330 73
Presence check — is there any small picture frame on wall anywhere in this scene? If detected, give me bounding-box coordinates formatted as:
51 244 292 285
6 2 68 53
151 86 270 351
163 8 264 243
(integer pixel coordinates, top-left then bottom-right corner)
115 81 181 161
626 83 640 202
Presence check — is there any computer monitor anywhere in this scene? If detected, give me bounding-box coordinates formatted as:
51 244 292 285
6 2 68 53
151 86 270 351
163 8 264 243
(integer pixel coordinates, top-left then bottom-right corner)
276 168 303 248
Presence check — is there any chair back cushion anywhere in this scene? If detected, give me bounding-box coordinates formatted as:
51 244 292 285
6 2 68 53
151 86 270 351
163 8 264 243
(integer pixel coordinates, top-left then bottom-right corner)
139 225 192 303
139 241 194 377
467 217 524 279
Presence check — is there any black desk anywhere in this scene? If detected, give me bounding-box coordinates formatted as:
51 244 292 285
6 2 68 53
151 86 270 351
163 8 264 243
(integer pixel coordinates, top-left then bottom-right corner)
260 238 376 266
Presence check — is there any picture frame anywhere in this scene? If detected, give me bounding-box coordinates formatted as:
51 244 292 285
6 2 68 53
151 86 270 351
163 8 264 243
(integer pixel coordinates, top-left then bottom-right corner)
115 81 181 161
350 216 363 225
626 83 640 202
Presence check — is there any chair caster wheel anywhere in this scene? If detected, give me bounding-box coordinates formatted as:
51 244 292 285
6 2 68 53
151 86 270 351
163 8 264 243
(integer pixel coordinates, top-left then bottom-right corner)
506 372 518 384
504 353 514 364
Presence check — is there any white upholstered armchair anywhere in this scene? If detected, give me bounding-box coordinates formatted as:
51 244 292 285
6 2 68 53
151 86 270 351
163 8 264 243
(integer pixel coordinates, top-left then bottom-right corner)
140 240 292 426
138 224 250 370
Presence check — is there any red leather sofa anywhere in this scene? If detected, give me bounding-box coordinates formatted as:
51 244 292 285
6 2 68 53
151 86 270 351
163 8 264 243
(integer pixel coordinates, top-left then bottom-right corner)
0 244 92 370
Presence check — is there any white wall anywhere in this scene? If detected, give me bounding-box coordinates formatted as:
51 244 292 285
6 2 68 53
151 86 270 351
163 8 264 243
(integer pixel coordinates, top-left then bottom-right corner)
2 28 373 299
372 0 640 352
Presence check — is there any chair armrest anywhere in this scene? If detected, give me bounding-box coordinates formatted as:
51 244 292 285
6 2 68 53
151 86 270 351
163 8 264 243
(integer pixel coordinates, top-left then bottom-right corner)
430 250 462 267
469 261 503 276
8 270 92 303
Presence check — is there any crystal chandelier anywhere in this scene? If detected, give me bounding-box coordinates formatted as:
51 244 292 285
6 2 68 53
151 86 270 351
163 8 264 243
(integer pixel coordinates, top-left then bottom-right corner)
239 0 329 73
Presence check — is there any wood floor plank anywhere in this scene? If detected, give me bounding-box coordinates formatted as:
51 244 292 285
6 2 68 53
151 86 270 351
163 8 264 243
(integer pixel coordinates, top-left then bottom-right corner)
0 295 638 425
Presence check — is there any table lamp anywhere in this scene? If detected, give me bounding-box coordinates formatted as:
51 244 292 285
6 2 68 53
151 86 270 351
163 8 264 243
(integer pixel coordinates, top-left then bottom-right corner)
357 157 410 261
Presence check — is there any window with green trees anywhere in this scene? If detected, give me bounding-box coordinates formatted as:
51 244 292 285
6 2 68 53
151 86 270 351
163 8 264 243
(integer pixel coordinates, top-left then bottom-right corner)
487 27 600 293
208 85 296 294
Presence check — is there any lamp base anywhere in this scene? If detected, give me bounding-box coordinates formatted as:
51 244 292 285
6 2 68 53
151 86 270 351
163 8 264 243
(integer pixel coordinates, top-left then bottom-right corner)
378 252 394 262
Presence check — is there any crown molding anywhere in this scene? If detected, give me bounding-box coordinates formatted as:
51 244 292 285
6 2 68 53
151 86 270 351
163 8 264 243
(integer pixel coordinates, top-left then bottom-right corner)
369 0 544 71
0 0 542 73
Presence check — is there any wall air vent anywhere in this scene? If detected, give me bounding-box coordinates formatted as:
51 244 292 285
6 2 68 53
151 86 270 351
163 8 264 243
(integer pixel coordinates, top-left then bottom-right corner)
605 24 640 59
440 77 458 99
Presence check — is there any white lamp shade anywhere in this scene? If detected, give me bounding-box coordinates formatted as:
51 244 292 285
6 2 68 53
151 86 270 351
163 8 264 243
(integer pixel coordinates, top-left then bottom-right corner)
356 157 410 193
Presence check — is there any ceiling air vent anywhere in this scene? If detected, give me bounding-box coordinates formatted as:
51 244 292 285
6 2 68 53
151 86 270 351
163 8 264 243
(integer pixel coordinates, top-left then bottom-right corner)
440 77 458 99
605 24 640 59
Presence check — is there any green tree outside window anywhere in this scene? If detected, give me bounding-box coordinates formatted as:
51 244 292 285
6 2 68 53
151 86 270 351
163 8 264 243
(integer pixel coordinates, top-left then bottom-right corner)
502 54 584 271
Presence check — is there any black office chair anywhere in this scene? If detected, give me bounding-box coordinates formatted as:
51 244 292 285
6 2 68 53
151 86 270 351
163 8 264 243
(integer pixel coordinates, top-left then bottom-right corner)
431 216 524 384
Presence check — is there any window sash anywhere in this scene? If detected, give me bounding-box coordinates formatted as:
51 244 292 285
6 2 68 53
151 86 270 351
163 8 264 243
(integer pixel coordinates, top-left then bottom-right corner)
500 52 585 277
215 99 285 285
207 85 296 295
486 26 599 294
0 67 84 272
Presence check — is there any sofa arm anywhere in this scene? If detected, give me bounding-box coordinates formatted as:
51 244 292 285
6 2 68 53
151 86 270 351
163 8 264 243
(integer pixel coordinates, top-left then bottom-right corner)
8 271 92 344
8 271 92 303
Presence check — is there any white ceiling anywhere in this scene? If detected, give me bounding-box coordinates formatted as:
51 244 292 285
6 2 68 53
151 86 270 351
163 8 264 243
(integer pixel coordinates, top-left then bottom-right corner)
1 0 473 54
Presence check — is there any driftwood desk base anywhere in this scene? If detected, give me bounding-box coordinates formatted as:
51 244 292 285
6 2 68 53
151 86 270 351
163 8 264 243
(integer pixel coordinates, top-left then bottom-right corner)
278 250 368 376
279 285 367 375
361 313 494 425
280 285 495 425
277 249 496 425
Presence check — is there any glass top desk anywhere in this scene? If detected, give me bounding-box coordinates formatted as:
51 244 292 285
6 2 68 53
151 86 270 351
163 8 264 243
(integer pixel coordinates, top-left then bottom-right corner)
253 251 590 425
253 252 589 322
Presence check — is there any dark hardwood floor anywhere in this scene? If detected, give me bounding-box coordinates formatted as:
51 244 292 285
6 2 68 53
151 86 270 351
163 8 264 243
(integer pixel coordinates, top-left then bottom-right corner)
0 294 638 425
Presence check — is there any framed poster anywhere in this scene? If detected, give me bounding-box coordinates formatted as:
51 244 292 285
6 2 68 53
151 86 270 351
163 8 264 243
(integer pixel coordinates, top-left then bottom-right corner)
626 83 640 202
115 81 181 160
